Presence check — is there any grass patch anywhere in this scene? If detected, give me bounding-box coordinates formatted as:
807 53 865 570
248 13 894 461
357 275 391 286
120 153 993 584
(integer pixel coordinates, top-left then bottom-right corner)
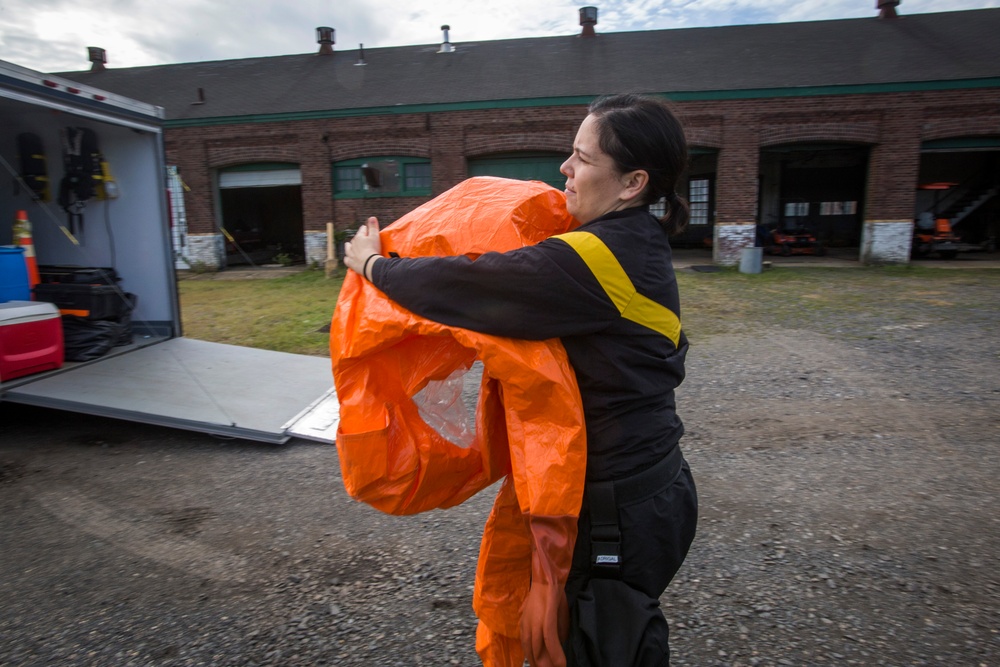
678 266 1000 340
177 266 999 356
179 270 343 356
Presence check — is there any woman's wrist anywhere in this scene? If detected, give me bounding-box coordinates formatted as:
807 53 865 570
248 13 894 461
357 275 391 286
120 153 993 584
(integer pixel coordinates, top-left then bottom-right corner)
362 253 381 281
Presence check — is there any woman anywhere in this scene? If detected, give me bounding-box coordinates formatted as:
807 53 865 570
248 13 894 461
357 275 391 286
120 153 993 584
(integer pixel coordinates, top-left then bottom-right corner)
345 93 698 667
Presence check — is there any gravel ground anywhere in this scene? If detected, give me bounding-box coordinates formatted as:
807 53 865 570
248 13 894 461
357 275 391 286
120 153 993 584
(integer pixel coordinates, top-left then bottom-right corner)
1 268 998 667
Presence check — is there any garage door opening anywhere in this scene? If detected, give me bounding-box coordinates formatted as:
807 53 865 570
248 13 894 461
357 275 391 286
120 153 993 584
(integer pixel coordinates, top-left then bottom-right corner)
218 163 304 266
760 144 869 251
467 152 566 190
918 140 1000 251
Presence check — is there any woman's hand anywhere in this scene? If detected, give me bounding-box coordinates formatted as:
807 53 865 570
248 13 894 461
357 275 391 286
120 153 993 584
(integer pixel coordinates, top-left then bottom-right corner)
519 515 575 667
343 217 383 280
520 577 569 667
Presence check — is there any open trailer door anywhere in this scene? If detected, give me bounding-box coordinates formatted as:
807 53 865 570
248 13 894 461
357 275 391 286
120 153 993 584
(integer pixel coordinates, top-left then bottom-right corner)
0 61 339 445
2 338 338 444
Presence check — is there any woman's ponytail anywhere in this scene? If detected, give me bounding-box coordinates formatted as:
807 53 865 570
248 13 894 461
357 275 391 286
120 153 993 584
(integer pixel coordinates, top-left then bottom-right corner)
661 192 690 237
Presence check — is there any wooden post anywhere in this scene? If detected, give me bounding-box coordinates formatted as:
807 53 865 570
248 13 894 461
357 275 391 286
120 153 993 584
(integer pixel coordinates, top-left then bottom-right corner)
325 222 339 278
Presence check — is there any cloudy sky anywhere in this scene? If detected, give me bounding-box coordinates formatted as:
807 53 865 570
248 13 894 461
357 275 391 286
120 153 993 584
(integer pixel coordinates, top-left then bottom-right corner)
2 0 998 73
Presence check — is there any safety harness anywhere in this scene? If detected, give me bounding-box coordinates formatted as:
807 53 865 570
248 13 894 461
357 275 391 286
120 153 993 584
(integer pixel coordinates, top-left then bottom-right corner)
58 127 104 236
554 230 685 577
16 133 50 202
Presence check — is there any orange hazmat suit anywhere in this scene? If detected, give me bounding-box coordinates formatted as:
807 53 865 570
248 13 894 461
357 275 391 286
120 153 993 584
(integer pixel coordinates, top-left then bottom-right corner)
330 177 587 666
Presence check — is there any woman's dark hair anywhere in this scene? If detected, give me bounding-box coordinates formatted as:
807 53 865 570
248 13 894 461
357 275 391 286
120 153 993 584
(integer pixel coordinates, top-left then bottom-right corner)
588 94 690 236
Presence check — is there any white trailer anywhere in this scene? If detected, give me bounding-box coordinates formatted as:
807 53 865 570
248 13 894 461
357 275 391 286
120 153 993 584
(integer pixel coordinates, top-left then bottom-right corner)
0 59 338 444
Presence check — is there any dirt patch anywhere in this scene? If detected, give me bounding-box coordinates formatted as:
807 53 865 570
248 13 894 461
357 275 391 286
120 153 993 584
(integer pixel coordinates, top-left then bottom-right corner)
0 459 27 484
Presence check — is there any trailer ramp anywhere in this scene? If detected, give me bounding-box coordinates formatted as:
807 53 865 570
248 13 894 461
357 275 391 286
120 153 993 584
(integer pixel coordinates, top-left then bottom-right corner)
3 338 338 444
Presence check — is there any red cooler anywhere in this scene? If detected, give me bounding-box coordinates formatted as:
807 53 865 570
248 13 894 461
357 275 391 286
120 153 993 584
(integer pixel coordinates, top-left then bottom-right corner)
0 300 64 382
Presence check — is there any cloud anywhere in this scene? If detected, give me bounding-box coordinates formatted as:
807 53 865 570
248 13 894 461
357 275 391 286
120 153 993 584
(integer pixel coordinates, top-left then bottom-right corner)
0 0 997 73
600 0 1000 28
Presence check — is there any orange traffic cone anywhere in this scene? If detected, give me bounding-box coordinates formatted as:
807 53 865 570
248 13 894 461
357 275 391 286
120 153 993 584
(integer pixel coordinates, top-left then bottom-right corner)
12 210 40 292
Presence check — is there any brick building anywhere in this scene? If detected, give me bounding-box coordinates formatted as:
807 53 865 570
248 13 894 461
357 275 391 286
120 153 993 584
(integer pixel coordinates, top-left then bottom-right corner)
63 3 1000 268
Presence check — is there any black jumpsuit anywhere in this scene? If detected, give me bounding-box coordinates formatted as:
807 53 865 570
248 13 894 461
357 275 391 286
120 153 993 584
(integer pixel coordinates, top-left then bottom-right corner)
372 207 698 664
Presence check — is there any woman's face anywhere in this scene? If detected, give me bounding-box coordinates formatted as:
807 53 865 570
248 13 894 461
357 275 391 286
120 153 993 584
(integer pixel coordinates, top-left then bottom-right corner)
560 114 634 224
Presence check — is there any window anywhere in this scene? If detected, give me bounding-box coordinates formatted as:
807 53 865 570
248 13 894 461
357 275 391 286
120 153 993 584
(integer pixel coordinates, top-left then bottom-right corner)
405 162 432 191
688 178 710 226
650 178 712 223
784 202 810 217
333 157 431 198
335 167 363 193
819 201 857 216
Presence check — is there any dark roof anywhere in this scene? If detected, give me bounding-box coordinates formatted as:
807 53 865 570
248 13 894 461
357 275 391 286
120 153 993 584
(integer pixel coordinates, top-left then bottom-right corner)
59 9 1000 122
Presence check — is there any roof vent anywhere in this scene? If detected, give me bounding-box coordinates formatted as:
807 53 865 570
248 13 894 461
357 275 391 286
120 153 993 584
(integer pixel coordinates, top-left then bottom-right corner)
356 43 366 66
87 46 107 72
580 6 598 37
317 26 335 55
438 25 455 53
877 0 900 19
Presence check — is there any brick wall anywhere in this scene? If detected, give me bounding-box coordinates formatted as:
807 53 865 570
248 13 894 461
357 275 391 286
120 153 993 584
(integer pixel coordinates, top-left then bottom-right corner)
164 88 1000 265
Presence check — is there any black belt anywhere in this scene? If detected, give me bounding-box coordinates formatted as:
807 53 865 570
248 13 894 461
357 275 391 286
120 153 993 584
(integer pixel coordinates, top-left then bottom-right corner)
585 445 685 578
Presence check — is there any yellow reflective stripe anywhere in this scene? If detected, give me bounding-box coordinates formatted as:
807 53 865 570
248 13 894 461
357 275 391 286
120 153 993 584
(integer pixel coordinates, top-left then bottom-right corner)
553 231 682 346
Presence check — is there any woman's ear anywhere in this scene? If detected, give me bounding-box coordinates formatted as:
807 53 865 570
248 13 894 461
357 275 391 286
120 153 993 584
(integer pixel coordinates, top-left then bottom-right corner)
620 170 649 204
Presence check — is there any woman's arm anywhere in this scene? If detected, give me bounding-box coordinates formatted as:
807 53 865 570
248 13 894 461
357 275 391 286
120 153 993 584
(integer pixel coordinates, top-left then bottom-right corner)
344 218 618 340
375 242 616 340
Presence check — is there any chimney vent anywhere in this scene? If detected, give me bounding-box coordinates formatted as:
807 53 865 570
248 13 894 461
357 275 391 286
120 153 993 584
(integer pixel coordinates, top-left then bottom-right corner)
356 43 367 66
87 46 107 72
580 7 598 37
317 26 335 55
877 0 900 19
438 25 455 53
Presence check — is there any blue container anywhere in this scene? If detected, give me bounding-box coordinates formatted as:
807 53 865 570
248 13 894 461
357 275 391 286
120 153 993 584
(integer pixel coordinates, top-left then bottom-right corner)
0 246 31 302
